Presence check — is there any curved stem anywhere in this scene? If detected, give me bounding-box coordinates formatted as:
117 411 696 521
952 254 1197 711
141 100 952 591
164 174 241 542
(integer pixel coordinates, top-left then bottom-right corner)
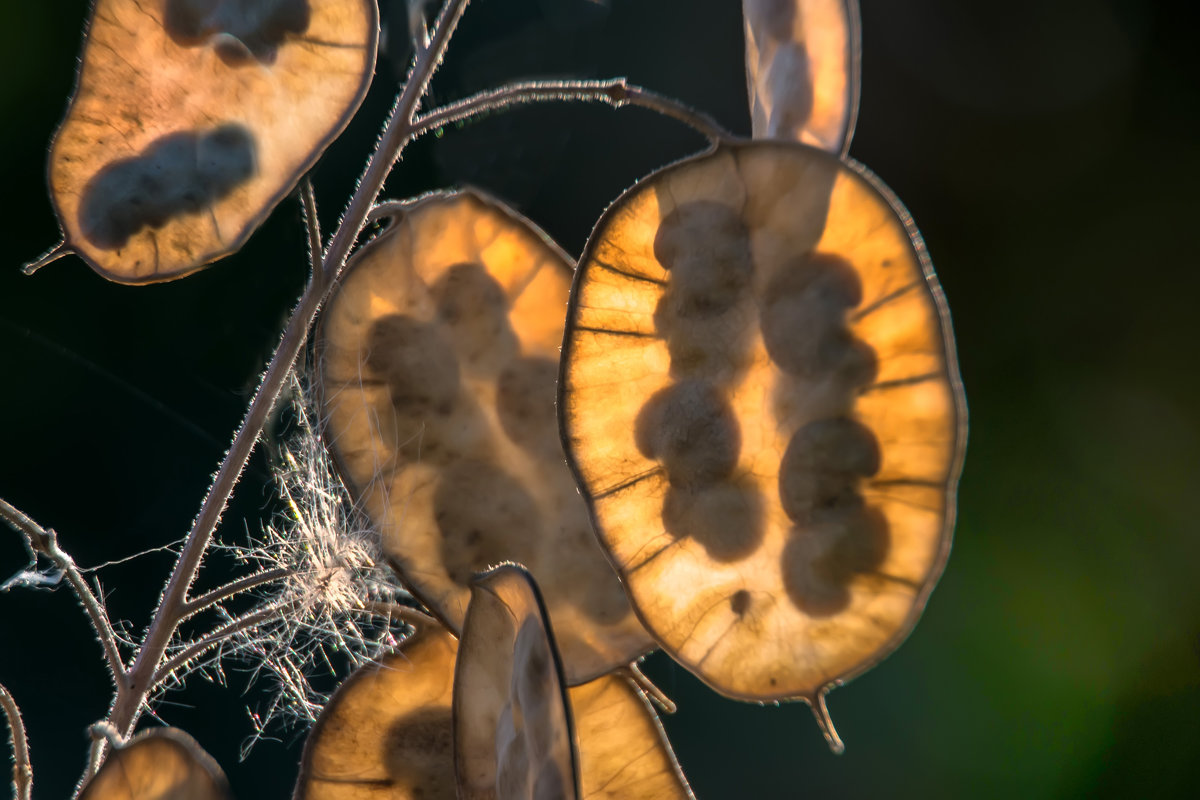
104 0 472 743
622 662 677 715
0 682 31 800
410 78 731 142
320 0 471 280
0 499 126 684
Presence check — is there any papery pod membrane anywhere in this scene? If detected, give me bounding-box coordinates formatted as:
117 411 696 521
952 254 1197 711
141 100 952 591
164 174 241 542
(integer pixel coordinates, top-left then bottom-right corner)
743 0 861 153
571 676 694 800
295 613 691 800
454 564 578 800
318 189 654 684
295 619 459 800
559 141 965 732
79 728 231 800
48 0 378 282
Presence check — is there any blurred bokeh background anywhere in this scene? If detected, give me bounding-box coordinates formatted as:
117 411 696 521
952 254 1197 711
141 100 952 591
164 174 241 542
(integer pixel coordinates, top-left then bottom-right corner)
1 0 1197 797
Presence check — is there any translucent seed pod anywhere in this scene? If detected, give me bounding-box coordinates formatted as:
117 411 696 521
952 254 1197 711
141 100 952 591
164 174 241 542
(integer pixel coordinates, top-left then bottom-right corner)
80 728 231 800
559 140 966 750
46 0 377 282
454 564 578 800
317 189 654 684
743 0 861 154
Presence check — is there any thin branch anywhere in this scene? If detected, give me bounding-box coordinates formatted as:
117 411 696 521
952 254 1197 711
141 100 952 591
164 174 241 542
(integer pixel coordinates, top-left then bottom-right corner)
107 3 472 736
179 568 292 619
299 177 325 279
318 0 471 280
411 78 732 142
0 499 126 684
0 682 31 800
152 603 291 687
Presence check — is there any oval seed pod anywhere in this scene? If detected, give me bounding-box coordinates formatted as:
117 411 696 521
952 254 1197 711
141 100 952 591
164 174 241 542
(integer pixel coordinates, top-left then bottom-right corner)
559 140 966 745
454 564 578 800
295 618 459 800
79 728 231 800
318 189 654 684
47 0 378 282
743 0 861 153
295 611 690 800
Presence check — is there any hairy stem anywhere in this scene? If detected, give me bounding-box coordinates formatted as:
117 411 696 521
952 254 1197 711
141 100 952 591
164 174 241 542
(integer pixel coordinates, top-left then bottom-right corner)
299 177 325 279
410 78 732 142
0 682 31 800
179 568 292 619
321 0 471 279
153 603 291 687
0 499 126 684
103 0 472 745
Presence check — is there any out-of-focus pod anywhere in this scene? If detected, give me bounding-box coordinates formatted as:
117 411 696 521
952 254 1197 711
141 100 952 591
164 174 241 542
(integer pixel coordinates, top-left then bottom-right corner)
743 0 860 154
80 728 231 800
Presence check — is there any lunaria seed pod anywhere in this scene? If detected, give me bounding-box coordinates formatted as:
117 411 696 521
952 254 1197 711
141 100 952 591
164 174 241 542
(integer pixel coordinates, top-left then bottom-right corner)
44 0 377 282
317 189 654 685
80 728 231 800
559 139 966 748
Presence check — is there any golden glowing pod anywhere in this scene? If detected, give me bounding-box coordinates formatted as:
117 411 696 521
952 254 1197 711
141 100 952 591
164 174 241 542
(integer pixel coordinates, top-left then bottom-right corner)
296 603 691 800
569 675 694 800
743 0 860 153
318 190 653 684
559 140 965 745
47 0 378 282
295 618 460 800
79 728 231 800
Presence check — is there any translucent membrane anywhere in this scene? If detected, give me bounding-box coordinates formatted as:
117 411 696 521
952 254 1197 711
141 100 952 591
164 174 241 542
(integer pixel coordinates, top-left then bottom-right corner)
454 564 578 800
49 0 377 282
743 0 861 153
297 605 691 800
560 141 965 706
295 622 460 800
318 190 653 684
80 728 231 800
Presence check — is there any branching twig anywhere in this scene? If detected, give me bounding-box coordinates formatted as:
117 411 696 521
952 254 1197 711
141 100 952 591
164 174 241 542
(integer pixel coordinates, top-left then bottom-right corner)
0 682 31 800
179 568 292 619
152 603 292 687
0 499 126 684
410 78 732 142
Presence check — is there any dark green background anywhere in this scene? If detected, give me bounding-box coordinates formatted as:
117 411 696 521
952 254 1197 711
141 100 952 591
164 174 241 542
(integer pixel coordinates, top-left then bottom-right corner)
1 1 1197 797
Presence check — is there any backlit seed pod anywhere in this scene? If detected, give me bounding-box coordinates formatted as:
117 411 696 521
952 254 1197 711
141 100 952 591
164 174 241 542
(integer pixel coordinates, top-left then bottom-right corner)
743 0 861 153
296 608 691 800
559 140 965 745
318 190 654 684
295 619 459 800
454 565 578 800
79 728 231 800
48 0 377 282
